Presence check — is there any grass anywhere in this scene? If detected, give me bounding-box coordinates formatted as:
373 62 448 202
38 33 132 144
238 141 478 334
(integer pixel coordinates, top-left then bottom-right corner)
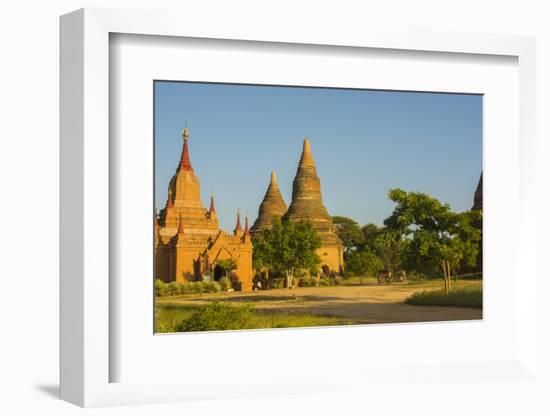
154 275 483 331
405 284 482 309
155 301 354 333
338 276 380 285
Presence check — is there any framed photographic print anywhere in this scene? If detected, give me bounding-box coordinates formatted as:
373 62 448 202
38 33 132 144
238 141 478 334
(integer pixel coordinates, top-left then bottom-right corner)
152 81 483 334
60 8 537 408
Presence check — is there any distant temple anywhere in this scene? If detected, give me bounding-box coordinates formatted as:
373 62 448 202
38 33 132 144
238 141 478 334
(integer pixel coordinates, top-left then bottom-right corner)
250 171 287 236
472 173 483 271
154 127 253 290
252 139 344 276
472 173 482 211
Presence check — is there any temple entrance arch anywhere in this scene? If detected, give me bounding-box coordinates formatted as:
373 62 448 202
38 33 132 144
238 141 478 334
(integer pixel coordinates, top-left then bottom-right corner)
214 265 225 281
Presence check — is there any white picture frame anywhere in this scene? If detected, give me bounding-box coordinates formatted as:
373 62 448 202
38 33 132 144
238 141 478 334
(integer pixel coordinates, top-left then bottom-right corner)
60 8 537 408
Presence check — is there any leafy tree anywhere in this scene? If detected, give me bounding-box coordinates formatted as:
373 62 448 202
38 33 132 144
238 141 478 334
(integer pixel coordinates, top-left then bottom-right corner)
359 223 405 277
216 258 237 280
345 249 383 284
361 223 383 251
332 216 365 255
374 228 407 279
252 230 273 284
252 219 321 288
384 189 481 294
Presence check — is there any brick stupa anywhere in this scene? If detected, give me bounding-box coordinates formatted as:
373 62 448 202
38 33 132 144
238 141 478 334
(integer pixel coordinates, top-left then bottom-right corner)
250 171 288 237
284 139 344 275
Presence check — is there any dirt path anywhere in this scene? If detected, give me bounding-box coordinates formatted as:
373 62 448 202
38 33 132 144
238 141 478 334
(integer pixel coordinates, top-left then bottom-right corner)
157 283 482 324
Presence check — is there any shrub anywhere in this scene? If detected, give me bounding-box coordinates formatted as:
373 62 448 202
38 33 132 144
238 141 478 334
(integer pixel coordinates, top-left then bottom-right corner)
167 282 179 296
406 272 426 281
155 279 166 296
173 302 255 332
154 279 222 296
203 281 221 293
298 277 317 287
219 276 231 291
270 278 285 289
457 272 482 280
180 281 198 294
319 277 331 286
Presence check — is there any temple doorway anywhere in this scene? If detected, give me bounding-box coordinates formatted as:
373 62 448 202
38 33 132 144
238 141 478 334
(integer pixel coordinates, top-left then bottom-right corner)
214 265 225 281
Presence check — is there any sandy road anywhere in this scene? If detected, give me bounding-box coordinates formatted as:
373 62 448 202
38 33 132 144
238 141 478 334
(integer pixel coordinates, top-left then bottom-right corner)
157 282 482 324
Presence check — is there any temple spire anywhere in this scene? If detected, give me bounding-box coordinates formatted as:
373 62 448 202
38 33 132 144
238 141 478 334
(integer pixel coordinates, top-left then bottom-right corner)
234 209 243 234
296 138 316 175
209 192 216 214
472 173 483 211
178 127 193 171
243 214 250 237
167 188 173 208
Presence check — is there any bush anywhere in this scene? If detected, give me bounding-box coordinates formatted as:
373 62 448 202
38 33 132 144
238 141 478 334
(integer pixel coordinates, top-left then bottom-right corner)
270 278 285 289
173 302 255 332
298 277 317 287
407 272 426 281
196 281 221 293
457 272 482 280
155 279 166 296
319 277 331 286
167 282 179 296
155 279 222 297
405 286 482 309
219 276 231 291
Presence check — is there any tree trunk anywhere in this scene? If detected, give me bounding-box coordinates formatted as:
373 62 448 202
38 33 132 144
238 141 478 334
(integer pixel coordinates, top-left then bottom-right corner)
285 270 293 289
446 261 452 292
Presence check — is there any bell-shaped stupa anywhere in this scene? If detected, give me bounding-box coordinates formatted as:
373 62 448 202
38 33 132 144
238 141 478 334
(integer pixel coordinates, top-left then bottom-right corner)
286 139 334 232
284 139 343 274
250 171 288 236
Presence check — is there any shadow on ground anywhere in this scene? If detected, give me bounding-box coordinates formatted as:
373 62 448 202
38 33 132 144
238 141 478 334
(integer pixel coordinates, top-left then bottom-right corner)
35 384 59 399
253 301 483 324
181 294 343 303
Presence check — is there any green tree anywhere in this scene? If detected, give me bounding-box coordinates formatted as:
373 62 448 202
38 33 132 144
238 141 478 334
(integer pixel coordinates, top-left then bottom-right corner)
252 231 273 284
216 258 237 280
253 219 321 288
332 216 365 255
384 189 481 294
360 223 404 278
361 223 383 251
345 249 383 284
374 228 407 280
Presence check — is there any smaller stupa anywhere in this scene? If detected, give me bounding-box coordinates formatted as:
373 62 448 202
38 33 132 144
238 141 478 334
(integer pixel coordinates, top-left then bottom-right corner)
250 171 288 237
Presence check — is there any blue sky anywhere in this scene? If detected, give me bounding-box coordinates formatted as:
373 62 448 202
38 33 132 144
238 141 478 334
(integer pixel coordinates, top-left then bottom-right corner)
154 81 482 231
